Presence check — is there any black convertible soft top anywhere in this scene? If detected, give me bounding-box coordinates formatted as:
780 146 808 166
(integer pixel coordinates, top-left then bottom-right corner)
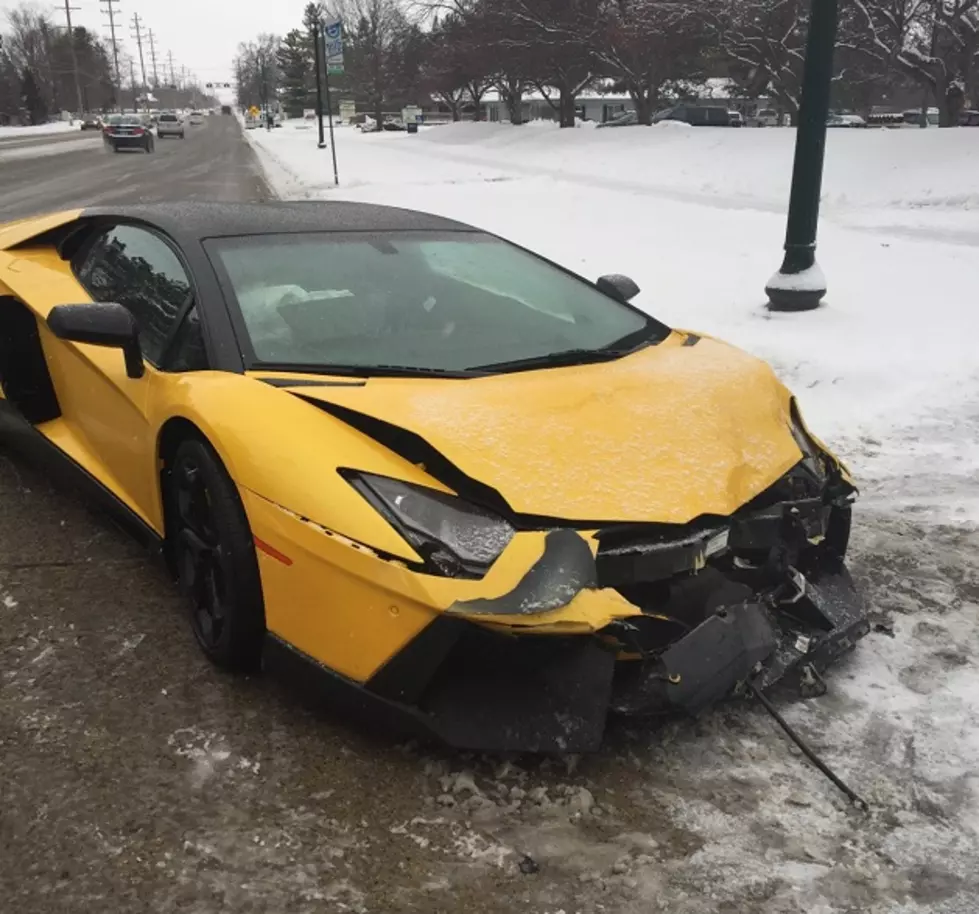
79 201 475 241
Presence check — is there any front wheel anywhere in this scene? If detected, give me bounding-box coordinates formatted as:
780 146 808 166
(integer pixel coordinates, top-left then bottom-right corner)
167 438 266 672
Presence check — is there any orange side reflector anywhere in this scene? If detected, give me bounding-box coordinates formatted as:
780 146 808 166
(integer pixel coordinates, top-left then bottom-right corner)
254 536 293 566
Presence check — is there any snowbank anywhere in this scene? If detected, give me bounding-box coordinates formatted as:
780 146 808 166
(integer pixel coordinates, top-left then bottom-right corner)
0 121 80 139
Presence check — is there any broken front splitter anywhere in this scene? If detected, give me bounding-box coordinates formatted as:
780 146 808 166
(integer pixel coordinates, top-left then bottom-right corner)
608 564 870 717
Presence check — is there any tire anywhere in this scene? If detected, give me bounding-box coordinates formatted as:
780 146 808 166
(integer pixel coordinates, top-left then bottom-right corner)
167 437 266 672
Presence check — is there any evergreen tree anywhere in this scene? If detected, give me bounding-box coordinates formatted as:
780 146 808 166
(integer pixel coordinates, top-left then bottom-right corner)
277 29 312 118
20 67 46 123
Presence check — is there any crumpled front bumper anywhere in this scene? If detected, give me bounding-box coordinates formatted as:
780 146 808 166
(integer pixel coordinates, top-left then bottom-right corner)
607 564 869 718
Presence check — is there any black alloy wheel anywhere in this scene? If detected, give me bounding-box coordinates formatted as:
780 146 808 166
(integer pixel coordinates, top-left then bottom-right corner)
169 438 265 672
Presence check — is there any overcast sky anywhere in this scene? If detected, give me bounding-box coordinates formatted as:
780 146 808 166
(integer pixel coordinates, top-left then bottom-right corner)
1 0 311 98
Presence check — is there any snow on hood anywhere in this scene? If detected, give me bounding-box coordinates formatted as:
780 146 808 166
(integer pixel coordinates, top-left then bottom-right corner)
291 332 804 524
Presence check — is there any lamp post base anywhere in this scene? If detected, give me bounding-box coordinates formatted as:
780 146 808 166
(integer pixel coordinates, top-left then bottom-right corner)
317 142 326 149
765 261 827 312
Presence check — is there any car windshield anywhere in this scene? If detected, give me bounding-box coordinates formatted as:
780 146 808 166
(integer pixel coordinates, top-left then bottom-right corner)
160 114 178 121
207 231 667 376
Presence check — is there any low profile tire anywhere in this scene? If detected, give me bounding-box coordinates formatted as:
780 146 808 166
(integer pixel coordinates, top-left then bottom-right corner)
168 437 266 672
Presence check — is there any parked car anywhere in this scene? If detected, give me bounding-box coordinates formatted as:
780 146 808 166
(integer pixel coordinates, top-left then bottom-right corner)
747 108 780 127
157 111 185 139
728 110 744 128
102 113 155 153
79 113 102 131
827 114 867 128
597 110 638 128
653 105 732 126
960 109 979 126
189 111 204 125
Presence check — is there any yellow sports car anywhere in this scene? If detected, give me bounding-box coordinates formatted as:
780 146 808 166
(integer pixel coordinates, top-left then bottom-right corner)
0 203 869 752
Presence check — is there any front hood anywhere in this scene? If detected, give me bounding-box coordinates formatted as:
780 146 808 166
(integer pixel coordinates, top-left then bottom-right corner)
284 332 804 525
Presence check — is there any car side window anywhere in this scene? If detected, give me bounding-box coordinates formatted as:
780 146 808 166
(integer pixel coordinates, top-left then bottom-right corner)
75 225 192 366
163 305 209 372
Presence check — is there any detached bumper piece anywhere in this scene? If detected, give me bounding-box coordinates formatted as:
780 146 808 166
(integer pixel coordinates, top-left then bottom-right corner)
601 487 869 719
608 566 869 717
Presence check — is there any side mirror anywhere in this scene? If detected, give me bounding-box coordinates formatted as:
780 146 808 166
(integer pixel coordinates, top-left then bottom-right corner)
47 302 145 379
596 274 641 303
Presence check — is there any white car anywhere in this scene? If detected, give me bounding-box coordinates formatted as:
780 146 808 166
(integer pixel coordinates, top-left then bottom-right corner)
189 111 204 125
827 113 867 128
749 108 780 127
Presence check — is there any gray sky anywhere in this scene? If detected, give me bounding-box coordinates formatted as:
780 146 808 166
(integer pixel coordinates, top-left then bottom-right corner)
1 0 311 99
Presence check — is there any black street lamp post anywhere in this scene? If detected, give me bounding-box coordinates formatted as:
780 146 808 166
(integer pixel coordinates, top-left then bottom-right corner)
766 0 841 312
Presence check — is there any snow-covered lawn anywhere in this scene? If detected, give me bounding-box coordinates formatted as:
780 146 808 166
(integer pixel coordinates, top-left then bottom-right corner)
0 120 80 139
245 120 979 913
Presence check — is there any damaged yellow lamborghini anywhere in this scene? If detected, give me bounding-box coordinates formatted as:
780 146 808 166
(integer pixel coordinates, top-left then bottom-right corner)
0 202 869 752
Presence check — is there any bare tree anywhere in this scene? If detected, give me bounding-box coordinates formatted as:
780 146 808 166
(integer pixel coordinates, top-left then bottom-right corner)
847 0 979 125
711 0 810 115
333 0 412 123
595 0 712 124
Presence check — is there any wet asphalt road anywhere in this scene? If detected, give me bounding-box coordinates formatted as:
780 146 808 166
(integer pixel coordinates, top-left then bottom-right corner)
0 115 270 221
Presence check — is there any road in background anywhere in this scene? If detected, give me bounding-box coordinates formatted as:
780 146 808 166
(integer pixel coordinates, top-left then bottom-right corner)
0 115 269 222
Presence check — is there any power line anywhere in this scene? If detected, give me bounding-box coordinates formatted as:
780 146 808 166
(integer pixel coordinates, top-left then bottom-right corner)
100 0 122 90
56 0 85 115
147 28 159 88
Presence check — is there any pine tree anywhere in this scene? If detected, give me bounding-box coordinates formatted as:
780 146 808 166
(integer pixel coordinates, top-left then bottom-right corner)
277 29 312 118
20 68 47 124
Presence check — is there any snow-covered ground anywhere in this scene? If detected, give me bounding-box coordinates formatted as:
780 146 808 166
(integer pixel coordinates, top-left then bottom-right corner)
244 120 979 913
0 120 80 140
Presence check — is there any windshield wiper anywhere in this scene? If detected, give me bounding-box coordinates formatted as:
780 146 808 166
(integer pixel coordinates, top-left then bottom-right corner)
467 320 668 374
254 362 485 379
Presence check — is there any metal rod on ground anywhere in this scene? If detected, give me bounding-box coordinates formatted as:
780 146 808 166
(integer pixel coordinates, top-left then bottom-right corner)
313 17 326 149
323 51 339 186
747 681 869 811
765 0 840 312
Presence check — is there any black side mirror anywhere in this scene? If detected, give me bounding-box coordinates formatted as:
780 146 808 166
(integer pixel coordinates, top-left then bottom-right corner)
596 274 641 303
47 302 145 379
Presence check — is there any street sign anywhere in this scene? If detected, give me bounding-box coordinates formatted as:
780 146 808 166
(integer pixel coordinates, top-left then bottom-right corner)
323 18 344 75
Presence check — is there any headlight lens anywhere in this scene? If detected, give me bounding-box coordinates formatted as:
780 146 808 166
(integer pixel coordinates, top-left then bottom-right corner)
348 473 515 574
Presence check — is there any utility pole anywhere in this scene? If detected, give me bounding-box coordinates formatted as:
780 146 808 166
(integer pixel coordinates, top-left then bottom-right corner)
58 0 85 116
128 57 137 113
167 50 176 87
147 29 160 88
130 12 148 110
100 0 122 100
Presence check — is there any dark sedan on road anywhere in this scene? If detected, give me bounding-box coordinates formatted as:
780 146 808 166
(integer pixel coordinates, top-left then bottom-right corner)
103 114 155 153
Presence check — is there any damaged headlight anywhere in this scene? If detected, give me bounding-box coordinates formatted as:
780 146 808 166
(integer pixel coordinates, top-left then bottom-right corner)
347 472 515 576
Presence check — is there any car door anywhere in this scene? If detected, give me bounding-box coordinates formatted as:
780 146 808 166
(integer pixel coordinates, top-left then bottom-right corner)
52 223 199 526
